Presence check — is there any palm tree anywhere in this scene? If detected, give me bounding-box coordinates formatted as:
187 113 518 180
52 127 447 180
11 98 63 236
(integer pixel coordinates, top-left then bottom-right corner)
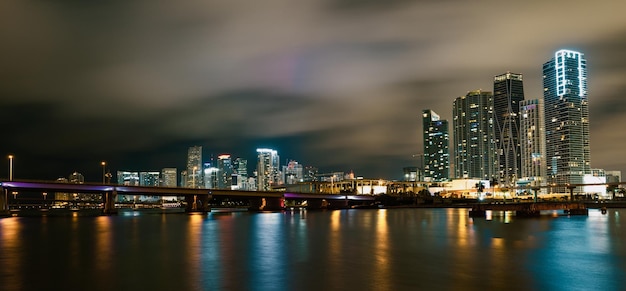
475 182 485 199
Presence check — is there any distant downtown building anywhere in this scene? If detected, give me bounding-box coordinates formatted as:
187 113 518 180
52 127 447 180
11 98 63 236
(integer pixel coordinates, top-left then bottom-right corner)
161 168 177 187
453 90 497 180
283 160 304 185
139 171 160 187
186 146 203 188
256 148 280 191
117 171 139 186
543 49 590 193
493 72 524 185
520 99 547 188
217 154 233 189
422 109 450 181
234 158 248 190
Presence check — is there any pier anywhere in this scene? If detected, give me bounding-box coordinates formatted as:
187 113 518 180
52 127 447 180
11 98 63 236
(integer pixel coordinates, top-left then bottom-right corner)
469 202 588 217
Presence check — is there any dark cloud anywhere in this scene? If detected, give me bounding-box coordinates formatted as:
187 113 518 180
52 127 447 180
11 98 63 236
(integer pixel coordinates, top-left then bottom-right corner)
1 0 626 181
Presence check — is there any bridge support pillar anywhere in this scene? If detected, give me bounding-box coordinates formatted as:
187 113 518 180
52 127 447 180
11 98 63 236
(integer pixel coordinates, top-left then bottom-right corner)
103 190 118 215
249 197 284 211
185 194 211 213
1 188 9 217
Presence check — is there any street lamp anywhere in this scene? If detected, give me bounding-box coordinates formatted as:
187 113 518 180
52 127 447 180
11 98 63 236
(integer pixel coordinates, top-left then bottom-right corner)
101 161 106 184
192 166 198 188
8 154 14 181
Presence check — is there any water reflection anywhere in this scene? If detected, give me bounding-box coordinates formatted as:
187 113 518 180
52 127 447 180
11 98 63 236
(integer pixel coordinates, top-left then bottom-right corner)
0 208 625 291
0 218 22 290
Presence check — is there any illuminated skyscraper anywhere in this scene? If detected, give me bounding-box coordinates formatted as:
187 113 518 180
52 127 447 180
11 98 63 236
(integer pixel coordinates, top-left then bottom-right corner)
493 72 524 185
453 90 497 180
520 99 547 188
217 154 233 189
543 49 590 193
256 148 280 191
186 146 203 188
422 109 450 181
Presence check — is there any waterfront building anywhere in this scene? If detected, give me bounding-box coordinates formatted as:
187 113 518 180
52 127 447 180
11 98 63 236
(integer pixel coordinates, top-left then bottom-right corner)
520 99 547 190
493 72 525 185
453 90 497 180
139 171 160 187
256 148 280 191
283 160 304 185
543 49 590 193
161 168 177 187
422 109 450 181
217 154 233 189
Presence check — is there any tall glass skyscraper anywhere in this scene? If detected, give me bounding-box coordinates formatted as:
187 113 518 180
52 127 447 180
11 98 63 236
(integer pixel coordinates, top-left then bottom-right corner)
256 148 280 191
493 72 524 185
543 49 590 193
217 154 233 189
422 109 450 181
161 168 177 187
186 146 203 188
453 90 497 180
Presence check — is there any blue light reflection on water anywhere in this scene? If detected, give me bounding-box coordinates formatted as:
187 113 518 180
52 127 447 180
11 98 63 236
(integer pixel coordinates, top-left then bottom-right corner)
1 208 626 290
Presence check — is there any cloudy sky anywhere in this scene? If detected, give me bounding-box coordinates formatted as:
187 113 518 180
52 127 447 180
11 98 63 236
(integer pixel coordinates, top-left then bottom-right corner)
1 0 626 181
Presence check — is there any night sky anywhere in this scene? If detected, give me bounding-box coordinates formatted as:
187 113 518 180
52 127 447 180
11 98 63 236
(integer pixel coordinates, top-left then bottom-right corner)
2 0 626 182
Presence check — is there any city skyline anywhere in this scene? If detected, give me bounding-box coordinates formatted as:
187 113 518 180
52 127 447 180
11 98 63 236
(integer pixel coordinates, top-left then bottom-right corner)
2 1 626 181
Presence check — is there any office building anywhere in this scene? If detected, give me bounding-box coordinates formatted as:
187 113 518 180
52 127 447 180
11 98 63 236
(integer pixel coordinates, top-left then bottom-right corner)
543 49 590 193
117 171 139 186
234 158 248 190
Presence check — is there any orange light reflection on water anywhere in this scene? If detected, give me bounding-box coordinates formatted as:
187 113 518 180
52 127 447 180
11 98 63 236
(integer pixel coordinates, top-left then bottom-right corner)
0 218 22 290
372 209 391 291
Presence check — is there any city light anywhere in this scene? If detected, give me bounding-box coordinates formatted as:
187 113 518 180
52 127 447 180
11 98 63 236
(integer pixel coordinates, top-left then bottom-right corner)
101 161 106 184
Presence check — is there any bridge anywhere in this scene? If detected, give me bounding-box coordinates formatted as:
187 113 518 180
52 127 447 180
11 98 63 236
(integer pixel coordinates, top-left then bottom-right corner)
0 180 375 216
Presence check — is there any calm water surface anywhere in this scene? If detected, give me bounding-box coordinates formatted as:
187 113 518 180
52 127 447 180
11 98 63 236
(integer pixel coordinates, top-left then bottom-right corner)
1 208 625 291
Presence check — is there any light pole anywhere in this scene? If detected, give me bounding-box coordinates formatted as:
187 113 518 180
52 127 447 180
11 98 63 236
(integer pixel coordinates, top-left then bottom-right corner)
101 161 106 184
8 154 14 181
192 166 198 188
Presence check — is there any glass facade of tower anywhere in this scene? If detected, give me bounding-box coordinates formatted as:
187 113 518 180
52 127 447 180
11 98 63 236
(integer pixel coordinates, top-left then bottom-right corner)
453 90 497 180
186 146 203 188
543 49 590 193
256 148 280 191
235 158 248 190
493 72 524 185
217 154 233 189
422 109 450 181
520 99 547 188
